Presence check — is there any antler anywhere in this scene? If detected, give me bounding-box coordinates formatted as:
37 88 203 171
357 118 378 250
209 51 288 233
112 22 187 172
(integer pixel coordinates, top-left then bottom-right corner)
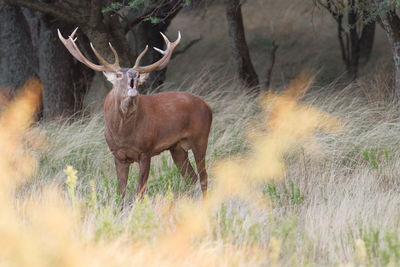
133 31 181 73
57 27 121 72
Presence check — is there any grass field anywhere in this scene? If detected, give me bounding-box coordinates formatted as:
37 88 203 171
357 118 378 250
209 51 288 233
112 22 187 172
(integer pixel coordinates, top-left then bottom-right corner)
2 70 400 266
2 0 400 266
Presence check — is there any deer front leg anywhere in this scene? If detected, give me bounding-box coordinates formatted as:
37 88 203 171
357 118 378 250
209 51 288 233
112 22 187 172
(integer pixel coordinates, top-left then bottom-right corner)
137 154 151 198
114 157 130 206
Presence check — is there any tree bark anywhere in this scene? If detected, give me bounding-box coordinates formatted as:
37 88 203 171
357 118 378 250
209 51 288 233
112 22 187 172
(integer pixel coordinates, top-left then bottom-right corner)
347 1 360 80
225 0 259 88
378 9 400 114
0 4 37 96
359 21 376 64
38 20 85 119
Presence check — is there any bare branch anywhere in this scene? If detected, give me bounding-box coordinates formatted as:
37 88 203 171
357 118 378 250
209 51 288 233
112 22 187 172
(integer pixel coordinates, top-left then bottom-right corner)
336 15 348 64
264 41 279 90
4 0 81 23
123 0 185 34
171 37 202 59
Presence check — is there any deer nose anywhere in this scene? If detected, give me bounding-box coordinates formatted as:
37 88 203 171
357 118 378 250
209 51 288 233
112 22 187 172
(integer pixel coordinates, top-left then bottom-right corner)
127 69 138 78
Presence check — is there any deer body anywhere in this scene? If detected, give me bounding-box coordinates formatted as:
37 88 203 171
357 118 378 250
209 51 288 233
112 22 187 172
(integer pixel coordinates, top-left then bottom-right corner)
104 91 212 161
58 28 212 201
104 90 212 197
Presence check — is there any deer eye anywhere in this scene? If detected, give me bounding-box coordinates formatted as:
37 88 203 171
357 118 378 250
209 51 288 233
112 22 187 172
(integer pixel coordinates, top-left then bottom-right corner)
116 73 123 79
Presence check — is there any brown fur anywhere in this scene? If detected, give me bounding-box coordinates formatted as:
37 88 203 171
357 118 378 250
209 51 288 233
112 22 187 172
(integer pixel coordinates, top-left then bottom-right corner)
104 90 212 202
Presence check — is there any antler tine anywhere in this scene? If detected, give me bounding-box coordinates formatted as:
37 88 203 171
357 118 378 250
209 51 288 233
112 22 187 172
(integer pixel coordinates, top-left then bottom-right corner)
109 42 120 69
154 31 181 71
133 45 149 70
159 32 171 46
133 31 181 73
70 27 79 39
90 42 120 72
58 28 120 72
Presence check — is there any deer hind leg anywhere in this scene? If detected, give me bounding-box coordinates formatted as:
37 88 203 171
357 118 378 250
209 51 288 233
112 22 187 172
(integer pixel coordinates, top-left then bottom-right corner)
192 139 209 199
170 143 198 185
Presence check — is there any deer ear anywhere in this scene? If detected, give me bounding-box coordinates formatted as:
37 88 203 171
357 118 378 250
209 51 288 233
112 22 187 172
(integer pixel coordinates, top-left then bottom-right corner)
103 71 117 84
138 73 149 85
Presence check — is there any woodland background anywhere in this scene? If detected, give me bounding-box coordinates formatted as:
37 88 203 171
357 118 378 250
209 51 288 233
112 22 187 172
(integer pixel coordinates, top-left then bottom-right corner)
0 0 399 118
2 0 400 266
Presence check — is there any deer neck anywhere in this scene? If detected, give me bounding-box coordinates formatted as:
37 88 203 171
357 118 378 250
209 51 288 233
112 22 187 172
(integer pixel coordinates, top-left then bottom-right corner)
110 93 140 133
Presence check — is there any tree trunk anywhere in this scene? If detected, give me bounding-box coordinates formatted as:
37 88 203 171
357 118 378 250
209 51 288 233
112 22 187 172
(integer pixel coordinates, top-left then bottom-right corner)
225 0 259 88
359 0 376 64
38 19 91 119
0 4 37 96
345 0 375 80
359 21 376 64
377 9 400 114
347 1 360 80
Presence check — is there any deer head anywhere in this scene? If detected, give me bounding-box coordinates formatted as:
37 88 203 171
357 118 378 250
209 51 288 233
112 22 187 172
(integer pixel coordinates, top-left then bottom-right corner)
57 28 181 115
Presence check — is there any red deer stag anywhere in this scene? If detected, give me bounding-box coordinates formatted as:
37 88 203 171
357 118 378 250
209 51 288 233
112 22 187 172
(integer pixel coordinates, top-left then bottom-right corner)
58 28 212 202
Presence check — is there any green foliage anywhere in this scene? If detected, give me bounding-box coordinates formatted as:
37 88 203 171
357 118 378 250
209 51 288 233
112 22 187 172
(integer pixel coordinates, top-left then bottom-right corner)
146 154 195 196
144 16 162 24
102 0 190 25
268 215 299 259
357 227 400 266
213 203 263 245
95 205 123 240
362 148 389 170
128 0 148 9
101 2 123 13
126 196 160 240
265 180 305 207
102 0 147 13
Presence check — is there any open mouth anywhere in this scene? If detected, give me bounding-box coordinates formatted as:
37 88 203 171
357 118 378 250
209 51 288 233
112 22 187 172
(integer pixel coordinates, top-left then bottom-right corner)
127 79 137 97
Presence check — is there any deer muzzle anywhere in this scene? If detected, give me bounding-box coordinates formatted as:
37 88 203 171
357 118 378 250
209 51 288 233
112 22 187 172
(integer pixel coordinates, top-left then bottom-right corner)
127 78 138 97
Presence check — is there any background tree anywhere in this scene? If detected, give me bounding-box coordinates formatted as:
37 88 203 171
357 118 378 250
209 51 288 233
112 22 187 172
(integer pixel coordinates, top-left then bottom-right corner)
119 0 185 88
2 0 187 119
37 17 93 118
225 0 259 88
0 4 37 96
315 0 376 80
359 0 400 114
